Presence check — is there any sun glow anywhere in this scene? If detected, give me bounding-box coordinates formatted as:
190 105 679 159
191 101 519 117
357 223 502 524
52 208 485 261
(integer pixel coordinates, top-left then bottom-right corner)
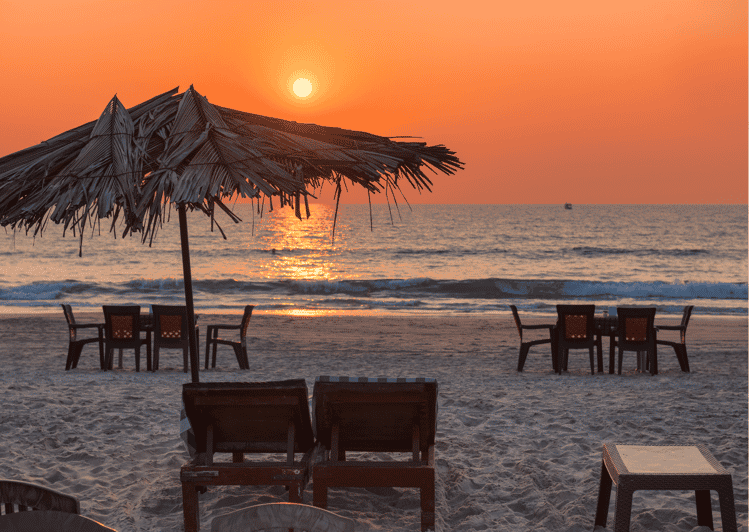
292 77 313 98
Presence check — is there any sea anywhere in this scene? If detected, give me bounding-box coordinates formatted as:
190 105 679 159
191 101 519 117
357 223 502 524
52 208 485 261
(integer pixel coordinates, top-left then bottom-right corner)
0 204 746 318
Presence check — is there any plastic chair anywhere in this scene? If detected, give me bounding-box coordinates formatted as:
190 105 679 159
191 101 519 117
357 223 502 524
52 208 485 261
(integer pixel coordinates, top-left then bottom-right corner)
656 305 693 372
210 503 356 532
510 305 555 372
102 305 151 372
61 304 104 370
612 307 657 375
151 305 198 372
554 304 598 375
204 305 254 369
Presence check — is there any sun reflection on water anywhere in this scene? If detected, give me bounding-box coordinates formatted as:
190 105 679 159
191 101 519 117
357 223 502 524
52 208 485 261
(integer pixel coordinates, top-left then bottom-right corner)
255 203 341 281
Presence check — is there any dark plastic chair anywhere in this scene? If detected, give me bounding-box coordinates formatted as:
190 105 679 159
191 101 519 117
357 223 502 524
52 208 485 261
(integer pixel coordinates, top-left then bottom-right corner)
509 305 555 372
151 305 199 372
204 305 254 370
102 305 151 372
554 304 598 375
0 479 80 514
61 304 104 370
656 305 693 372
612 307 657 375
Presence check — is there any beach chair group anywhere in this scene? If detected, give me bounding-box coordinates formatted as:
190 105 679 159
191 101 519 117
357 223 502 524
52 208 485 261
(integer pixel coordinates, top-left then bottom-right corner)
180 377 438 532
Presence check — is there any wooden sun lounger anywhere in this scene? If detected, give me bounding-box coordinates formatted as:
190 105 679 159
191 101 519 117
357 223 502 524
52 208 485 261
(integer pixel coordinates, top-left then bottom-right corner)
180 380 317 532
311 377 438 532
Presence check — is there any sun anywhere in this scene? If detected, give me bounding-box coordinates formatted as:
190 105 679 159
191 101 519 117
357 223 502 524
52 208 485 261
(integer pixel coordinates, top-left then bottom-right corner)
292 78 313 98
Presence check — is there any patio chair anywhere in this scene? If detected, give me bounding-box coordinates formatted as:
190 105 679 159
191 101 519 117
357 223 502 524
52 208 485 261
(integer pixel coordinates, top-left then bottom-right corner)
656 305 693 372
0 510 117 531
611 307 658 375
0 479 79 514
554 304 599 375
61 304 104 370
102 305 151 372
151 305 199 372
180 380 317 532
510 305 555 372
204 305 254 370
210 503 356 532
312 377 438 532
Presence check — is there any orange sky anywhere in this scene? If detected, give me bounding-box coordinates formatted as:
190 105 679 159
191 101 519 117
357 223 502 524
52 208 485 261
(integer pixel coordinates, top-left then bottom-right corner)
1 0 746 204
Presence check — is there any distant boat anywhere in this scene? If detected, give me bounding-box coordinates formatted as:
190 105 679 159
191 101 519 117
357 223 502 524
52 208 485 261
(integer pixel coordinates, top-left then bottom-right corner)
564 203 572 210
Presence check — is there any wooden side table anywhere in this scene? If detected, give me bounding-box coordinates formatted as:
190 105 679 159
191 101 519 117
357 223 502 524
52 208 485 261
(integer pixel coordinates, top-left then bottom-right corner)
594 443 737 532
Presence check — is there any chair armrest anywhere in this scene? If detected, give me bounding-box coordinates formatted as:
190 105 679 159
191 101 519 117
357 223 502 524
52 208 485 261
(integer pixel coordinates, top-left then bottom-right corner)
210 324 241 331
521 324 554 330
655 325 685 331
71 323 104 330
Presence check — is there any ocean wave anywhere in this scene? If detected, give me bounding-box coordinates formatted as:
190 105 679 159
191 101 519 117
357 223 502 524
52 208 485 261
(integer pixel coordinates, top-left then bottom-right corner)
570 246 710 257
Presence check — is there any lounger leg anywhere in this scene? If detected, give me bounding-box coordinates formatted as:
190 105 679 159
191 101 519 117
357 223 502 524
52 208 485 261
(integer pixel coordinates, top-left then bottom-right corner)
182 482 200 532
717 484 738 532
612 485 634 532
420 471 436 532
313 476 329 509
695 490 714 529
594 460 612 528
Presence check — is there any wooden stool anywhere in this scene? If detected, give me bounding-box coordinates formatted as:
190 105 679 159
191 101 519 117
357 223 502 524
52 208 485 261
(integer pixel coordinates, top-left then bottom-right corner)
595 443 737 532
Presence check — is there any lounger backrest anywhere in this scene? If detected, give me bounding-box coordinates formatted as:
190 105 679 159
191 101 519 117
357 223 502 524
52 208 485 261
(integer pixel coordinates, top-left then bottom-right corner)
182 380 314 455
313 377 438 454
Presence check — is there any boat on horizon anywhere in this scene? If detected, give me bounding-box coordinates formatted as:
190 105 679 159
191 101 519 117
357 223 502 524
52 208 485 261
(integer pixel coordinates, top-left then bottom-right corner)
564 203 572 210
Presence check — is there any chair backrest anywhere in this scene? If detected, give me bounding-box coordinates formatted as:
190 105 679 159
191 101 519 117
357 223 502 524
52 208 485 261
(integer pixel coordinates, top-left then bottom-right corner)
616 307 657 348
509 305 523 338
61 304 77 341
182 380 315 458
151 305 188 341
313 377 438 455
210 503 356 532
103 305 141 342
240 305 255 339
0 510 116 531
681 305 694 329
0 479 80 514
556 305 596 342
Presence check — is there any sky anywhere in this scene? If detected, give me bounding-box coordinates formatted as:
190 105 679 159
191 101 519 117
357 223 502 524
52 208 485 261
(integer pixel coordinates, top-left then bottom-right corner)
0 0 746 204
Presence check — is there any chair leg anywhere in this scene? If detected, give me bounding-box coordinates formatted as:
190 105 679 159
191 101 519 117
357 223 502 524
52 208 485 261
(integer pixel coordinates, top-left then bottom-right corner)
242 345 250 370
594 461 612 528
204 327 211 369
695 489 714 529
183 347 189 373
618 347 624 375
146 333 152 371
679 345 690 372
588 346 595 375
212 337 218 368
135 347 141 372
650 344 658 375
65 343 78 371
153 347 160 371
232 344 245 369
98 332 105 369
517 344 530 372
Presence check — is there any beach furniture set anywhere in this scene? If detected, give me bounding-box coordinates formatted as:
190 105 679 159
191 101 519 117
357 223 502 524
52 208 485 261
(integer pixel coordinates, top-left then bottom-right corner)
512 304 694 375
180 377 438 532
62 304 254 373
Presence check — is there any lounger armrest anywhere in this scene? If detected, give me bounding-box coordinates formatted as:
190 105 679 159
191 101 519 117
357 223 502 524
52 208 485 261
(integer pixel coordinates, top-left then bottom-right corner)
655 325 685 331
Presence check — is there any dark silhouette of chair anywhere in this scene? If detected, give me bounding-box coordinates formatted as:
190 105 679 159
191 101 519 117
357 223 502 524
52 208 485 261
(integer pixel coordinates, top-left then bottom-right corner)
61 304 104 370
312 377 438 532
210 503 356 532
656 305 693 372
102 305 151 372
554 304 598 375
0 479 79 515
510 305 555 372
151 305 199 372
0 510 117 531
204 305 254 370
181 380 317 532
611 307 657 375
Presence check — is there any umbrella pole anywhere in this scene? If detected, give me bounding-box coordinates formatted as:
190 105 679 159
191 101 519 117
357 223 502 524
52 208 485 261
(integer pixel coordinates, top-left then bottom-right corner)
178 203 200 383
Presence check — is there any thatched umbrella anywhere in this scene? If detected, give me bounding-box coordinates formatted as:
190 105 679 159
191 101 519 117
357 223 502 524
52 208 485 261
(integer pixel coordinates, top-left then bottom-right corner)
0 86 463 382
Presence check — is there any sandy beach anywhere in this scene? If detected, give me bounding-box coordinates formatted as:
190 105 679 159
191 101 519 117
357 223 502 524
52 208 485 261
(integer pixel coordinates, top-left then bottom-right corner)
0 311 746 531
